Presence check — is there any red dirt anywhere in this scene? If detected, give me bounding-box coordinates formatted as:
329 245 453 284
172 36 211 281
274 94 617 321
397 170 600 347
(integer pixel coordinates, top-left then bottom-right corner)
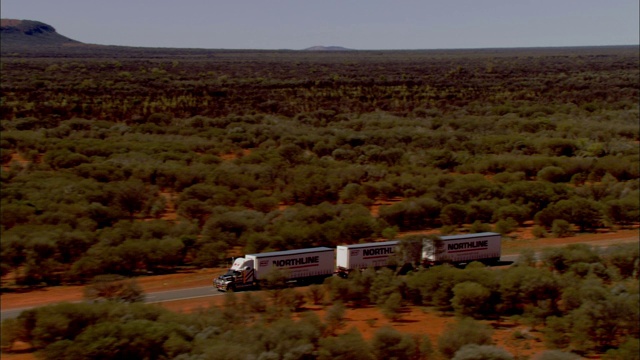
219 149 252 160
1 153 31 171
158 190 178 221
369 197 402 217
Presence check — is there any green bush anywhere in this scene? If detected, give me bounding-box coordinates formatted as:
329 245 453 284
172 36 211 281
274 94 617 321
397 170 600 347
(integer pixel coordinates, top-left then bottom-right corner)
495 218 518 236
438 318 494 358
551 219 573 237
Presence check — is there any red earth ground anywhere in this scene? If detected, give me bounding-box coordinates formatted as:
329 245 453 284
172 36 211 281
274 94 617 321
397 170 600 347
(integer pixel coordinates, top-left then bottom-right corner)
2 228 638 360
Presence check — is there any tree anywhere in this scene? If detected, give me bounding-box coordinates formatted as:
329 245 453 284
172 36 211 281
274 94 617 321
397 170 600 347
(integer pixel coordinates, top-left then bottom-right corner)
277 143 304 165
470 220 492 234
441 204 468 226
110 179 152 220
493 204 529 225
381 226 399 240
537 166 568 183
571 292 639 352
504 181 564 215
340 183 365 203
605 243 640 279
605 194 639 226
177 199 211 226
536 198 602 232
541 244 600 274
543 316 572 349
499 266 561 316
192 241 231 268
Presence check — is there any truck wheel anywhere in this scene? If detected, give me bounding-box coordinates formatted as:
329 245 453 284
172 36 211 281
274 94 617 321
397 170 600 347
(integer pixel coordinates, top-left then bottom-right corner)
226 284 235 292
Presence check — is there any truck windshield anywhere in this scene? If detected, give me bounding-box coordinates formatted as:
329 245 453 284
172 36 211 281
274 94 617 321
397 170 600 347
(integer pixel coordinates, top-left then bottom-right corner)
224 270 241 276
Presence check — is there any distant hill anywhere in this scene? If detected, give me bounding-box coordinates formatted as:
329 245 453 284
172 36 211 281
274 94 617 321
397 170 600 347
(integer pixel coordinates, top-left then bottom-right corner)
303 46 353 51
1 19 80 50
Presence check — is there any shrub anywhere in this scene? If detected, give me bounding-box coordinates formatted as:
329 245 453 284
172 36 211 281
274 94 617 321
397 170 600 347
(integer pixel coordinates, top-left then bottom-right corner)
380 293 404 321
495 218 518 236
537 166 568 183
371 326 419 360
532 225 547 238
451 282 493 318
602 338 640 360
307 284 326 305
318 328 373 360
438 318 493 358
551 219 572 238
470 220 492 234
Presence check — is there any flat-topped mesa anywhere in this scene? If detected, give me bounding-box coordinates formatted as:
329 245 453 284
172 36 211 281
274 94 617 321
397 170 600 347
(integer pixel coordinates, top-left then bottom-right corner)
1 18 80 49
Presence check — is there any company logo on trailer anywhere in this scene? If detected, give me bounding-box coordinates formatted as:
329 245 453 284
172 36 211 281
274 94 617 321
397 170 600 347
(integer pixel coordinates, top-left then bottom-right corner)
259 259 269 267
351 250 359 256
447 240 488 252
273 256 320 267
362 247 394 256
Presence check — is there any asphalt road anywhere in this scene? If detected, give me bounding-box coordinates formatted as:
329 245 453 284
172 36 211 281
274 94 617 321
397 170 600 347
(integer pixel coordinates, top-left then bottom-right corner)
145 285 224 304
1 236 635 321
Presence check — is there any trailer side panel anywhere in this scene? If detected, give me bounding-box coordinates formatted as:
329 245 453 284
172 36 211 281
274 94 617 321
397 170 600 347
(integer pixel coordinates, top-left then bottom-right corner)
336 241 399 270
247 247 335 280
423 232 501 264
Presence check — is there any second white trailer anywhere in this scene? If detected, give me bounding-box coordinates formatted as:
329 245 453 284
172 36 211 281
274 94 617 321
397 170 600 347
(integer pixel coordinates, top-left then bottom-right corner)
422 232 501 266
336 240 399 276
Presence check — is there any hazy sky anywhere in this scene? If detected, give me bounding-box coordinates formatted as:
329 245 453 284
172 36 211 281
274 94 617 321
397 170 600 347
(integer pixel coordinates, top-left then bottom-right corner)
2 0 638 50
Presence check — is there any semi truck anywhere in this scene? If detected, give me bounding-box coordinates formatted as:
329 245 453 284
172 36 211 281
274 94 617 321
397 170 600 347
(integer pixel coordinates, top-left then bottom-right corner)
421 232 501 266
214 232 503 291
214 247 335 291
336 240 399 277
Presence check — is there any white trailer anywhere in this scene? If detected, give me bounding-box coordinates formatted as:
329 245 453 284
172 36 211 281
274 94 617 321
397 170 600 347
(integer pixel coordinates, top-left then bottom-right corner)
214 247 335 291
336 240 399 276
422 232 501 266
